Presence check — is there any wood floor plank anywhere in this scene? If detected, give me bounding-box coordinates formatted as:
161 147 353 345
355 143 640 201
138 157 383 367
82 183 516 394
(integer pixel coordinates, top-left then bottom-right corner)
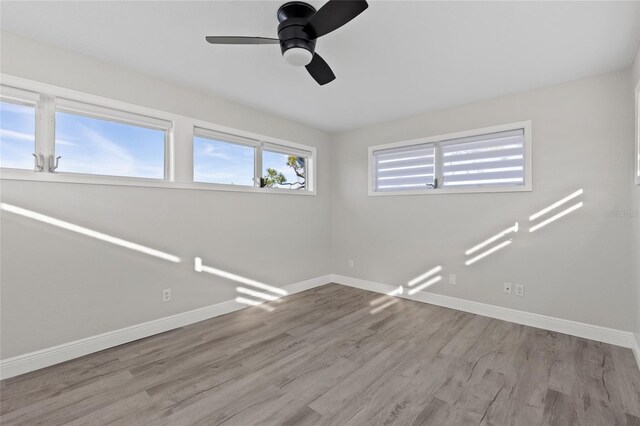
543 389 578 426
1 283 639 426
610 345 640 417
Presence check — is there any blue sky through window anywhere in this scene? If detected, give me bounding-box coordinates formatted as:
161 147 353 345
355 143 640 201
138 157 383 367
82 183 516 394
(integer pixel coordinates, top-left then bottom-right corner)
263 150 305 189
55 112 165 178
193 136 255 186
1 101 309 189
0 101 36 170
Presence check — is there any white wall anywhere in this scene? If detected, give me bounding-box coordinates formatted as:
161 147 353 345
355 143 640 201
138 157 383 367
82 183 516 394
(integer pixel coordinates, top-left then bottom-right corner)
0 32 333 358
1 30 638 364
332 70 635 331
632 44 640 344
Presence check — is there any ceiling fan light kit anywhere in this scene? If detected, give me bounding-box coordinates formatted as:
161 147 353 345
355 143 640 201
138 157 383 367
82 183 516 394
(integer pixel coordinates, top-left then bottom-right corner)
283 48 313 66
277 2 316 66
205 0 368 85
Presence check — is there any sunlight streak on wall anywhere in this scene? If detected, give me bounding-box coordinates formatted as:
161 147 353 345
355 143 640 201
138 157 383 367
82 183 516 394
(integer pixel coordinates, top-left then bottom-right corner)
528 189 583 221
407 275 442 296
465 239 513 266
529 202 583 233
0 203 180 263
407 265 442 287
465 222 518 256
194 257 288 296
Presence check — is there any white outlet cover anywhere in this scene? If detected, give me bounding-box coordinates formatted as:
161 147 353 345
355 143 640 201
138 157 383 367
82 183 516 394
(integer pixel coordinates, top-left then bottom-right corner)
449 273 457 285
516 284 524 296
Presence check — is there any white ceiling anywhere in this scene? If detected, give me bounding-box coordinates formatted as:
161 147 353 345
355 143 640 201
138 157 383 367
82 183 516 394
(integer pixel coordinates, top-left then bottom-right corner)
2 1 640 132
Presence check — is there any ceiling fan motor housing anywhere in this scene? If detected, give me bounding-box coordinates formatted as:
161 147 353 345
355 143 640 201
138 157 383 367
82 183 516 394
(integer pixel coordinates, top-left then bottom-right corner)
205 0 367 84
277 2 317 65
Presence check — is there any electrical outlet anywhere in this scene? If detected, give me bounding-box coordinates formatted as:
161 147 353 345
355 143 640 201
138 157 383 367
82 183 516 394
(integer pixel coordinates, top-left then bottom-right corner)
162 288 171 302
348 259 354 268
449 273 457 285
515 284 524 297
503 283 512 294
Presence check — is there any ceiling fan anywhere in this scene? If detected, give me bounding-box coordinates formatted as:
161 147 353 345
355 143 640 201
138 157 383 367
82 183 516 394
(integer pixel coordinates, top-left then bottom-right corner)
205 0 368 85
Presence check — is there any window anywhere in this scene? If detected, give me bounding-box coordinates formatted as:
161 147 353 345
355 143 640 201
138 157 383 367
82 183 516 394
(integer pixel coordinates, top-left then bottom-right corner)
373 144 435 192
193 128 313 191
0 87 38 170
0 77 316 195
193 129 255 186
440 129 525 188
54 100 169 179
370 122 531 195
262 144 308 190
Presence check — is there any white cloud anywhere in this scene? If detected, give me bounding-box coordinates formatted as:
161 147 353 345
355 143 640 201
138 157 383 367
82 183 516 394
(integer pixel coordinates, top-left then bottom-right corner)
202 142 231 160
0 129 34 143
59 125 161 178
55 138 76 146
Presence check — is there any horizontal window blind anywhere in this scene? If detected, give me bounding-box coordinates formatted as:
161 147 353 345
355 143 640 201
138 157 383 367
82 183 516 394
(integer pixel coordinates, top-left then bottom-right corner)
56 99 172 131
194 127 260 148
0 85 40 104
373 143 435 191
441 129 525 188
263 142 311 158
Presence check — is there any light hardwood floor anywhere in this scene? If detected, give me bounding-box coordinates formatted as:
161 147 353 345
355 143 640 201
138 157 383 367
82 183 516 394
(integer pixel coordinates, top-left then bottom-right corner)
2 283 640 425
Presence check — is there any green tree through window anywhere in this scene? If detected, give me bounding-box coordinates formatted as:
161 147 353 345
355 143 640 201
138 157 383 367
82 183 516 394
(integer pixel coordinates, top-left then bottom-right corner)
262 155 305 190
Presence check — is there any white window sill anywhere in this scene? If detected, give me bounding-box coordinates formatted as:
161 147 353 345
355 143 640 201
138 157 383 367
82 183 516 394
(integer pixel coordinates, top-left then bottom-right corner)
0 169 316 196
368 184 532 196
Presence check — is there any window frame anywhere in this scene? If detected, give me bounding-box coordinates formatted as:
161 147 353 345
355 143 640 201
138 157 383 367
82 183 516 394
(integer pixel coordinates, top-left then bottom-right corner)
0 74 316 196
53 98 173 181
192 127 315 192
368 121 532 196
261 142 311 191
193 127 260 188
635 80 639 185
0 85 40 171
372 142 437 193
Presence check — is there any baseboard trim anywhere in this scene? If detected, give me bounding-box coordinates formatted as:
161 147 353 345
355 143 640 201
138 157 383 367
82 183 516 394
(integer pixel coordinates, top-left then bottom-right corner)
632 333 640 371
331 274 636 350
0 274 333 380
3 273 637 379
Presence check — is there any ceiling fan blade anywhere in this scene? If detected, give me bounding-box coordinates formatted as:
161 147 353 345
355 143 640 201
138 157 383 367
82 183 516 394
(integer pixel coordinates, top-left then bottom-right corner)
205 36 280 45
305 53 336 86
304 0 368 39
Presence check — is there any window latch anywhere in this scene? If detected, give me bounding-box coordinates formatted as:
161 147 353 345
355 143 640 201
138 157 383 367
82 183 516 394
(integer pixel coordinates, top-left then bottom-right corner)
48 155 61 172
32 153 45 172
426 178 439 189
426 177 445 189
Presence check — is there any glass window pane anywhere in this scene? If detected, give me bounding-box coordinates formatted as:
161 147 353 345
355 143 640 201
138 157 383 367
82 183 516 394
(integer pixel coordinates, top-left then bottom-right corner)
441 129 525 188
262 150 306 190
374 145 435 192
55 111 165 179
193 136 255 186
0 101 36 170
